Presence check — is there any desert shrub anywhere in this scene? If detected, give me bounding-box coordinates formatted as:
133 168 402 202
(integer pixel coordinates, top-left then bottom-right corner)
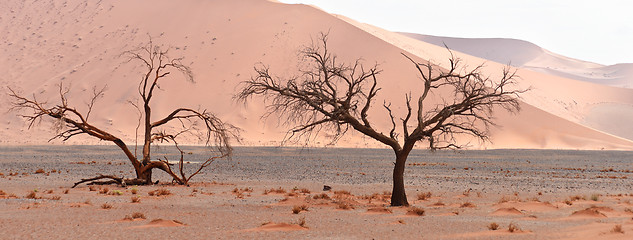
263 187 286 195
26 191 37 199
292 205 309 214
312 193 330 200
130 188 138 194
407 206 425 216
417 192 432 200
488 222 499 230
508 223 521 233
336 202 354 210
590 194 600 201
148 189 171 196
612 224 624 233
101 203 113 209
131 196 141 203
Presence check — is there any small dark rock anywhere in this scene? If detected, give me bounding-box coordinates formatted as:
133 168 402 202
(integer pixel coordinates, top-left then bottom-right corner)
323 185 331 191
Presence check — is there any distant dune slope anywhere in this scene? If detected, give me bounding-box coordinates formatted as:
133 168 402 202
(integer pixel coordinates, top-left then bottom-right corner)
400 33 633 89
1 0 631 149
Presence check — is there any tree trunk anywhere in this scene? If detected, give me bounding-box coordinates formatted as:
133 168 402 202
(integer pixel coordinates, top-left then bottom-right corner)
391 150 410 206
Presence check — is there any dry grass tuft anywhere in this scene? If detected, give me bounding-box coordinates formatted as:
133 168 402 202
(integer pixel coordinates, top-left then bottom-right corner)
508 223 521 233
488 222 499 230
148 189 171 196
407 206 425 216
292 205 309 214
295 216 307 228
336 202 354 210
131 196 141 203
333 190 351 196
101 203 113 209
99 188 109 194
417 192 432 200
612 224 624 233
460 202 476 208
263 187 286 195
312 193 331 200
26 191 37 199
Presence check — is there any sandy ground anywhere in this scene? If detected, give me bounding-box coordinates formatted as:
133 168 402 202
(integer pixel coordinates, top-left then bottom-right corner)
2 146 633 239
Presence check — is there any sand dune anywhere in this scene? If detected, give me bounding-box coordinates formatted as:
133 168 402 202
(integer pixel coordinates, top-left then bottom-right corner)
400 33 633 88
1 0 632 149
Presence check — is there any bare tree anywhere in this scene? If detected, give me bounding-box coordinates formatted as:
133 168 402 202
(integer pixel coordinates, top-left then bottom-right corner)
237 33 525 206
8 39 238 186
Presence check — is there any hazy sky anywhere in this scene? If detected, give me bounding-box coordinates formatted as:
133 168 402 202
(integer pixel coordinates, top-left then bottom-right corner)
279 0 632 65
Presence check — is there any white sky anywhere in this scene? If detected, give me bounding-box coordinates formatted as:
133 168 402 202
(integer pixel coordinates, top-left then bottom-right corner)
279 0 633 65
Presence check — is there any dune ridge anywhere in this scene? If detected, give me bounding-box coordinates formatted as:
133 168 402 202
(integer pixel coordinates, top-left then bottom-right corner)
0 0 631 150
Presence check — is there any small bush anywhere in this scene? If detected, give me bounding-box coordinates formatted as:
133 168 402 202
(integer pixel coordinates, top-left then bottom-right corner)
130 188 138 194
508 223 521 233
294 216 307 228
292 205 309 214
312 193 330 200
488 222 499 230
336 202 354 210
101 203 113 209
590 194 600 201
417 192 432 201
148 189 171 196
263 187 286 195
26 191 37 199
612 224 624 233
407 206 425 216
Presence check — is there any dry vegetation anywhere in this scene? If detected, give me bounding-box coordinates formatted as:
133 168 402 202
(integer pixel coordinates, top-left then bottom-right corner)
263 187 286 195
488 222 499 230
407 206 426 216
148 189 171 196
101 203 113 209
124 212 147 220
417 192 432 201
292 205 309 214
131 196 141 203
508 223 521 233
612 224 624 233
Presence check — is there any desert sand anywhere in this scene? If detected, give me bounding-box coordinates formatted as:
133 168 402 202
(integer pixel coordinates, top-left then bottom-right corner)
2 146 633 239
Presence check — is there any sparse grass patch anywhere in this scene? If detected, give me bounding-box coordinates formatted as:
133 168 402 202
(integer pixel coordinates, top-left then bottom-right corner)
508 223 521 233
148 189 171 196
417 192 432 200
295 216 307 228
336 202 354 210
612 224 624 233
407 206 425 216
263 187 285 195
292 205 309 214
312 193 330 200
488 222 499 230
101 203 113 209
124 212 147 220
26 191 37 199
333 190 351 196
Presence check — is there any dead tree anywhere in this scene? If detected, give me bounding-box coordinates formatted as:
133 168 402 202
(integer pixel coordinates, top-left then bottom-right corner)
8 39 237 186
237 33 524 206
